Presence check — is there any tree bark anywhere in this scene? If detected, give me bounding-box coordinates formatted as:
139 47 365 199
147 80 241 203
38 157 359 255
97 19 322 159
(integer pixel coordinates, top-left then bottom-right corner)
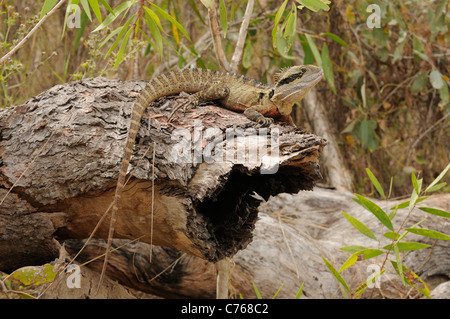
0 77 325 272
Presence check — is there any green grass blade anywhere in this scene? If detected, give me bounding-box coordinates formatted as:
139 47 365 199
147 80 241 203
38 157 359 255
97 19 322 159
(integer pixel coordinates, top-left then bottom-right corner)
271 283 284 299
113 26 132 69
295 282 304 299
252 282 262 299
88 0 102 22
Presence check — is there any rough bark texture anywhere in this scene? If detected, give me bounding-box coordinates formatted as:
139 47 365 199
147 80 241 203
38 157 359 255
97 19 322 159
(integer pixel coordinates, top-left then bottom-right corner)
1 78 448 299
0 77 324 270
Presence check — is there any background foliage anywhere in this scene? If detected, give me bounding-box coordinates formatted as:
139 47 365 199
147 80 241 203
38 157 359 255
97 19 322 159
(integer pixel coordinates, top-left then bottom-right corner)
1 0 449 197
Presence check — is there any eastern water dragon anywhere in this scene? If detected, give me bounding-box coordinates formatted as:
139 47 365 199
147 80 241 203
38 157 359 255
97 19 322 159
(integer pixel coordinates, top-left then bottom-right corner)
99 65 323 285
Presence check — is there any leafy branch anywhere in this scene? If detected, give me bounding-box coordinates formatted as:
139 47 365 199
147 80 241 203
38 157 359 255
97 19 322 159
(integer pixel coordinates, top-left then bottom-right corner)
323 164 450 298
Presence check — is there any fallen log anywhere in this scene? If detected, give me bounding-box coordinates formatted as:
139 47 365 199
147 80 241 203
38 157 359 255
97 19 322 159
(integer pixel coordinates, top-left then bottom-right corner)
0 77 325 273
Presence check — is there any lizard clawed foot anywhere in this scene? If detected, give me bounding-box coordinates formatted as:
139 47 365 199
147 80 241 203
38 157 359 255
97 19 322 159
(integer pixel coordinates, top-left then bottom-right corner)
256 117 274 127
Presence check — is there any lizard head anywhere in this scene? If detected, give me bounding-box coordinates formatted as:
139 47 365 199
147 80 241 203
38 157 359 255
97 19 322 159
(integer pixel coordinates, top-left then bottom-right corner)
271 65 323 115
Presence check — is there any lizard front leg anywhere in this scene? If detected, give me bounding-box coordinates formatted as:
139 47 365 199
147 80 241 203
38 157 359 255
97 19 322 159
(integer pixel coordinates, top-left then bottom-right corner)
243 105 274 126
168 86 230 121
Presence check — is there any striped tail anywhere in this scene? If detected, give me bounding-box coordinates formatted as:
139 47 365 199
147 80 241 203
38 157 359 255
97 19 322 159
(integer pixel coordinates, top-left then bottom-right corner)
98 69 206 287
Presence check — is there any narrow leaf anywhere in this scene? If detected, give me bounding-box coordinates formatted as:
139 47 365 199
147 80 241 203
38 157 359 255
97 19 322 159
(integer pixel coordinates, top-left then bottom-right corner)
382 242 431 251
390 197 428 210
295 282 304 299
406 228 450 240
93 1 135 32
148 2 191 41
418 207 450 218
340 245 368 254
354 194 394 231
272 0 288 47
366 168 385 199
40 0 58 19
390 261 431 298
114 26 132 69
320 32 348 47
272 283 284 299
322 257 350 292
425 163 450 192
88 0 102 22
342 211 377 240
252 282 262 299
219 0 228 38
321 43 336 93
80 0 92 21
305 33 322 67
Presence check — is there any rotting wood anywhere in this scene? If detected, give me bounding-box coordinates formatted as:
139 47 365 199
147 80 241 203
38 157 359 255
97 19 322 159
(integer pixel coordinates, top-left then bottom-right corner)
0 77 326 272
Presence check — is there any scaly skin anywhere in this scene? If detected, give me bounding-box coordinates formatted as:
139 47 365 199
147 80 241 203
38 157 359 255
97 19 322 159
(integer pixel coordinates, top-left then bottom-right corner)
98 65 323 286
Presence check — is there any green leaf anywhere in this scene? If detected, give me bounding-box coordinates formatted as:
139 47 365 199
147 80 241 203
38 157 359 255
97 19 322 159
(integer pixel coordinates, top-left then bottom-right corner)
73 10 89 52
390 261 431 298
93 1 136 32
40 0 58 19
339 249 384 272
406 228 450 241
305 33 322 67
298 34 315 65
393 244 405 285
272 0 288 47
383 231 399 240
342 211 377 240
88 0 102 22
144 8 163 55
297 0 330 12
105 15 134 58
419 207 450 218
219 0 228 38
80 0 92 21
382 242 431 251
354 194 394 231
429 70 445 90
148 2 191 41
411 71 428 94
320 32 348 47
321 43 336 93
322 257 350 293
340 245 368 254
242 40 253 69
113 26 132 69
366 168 386 199
425 163 450 192
409 188 419 212
390 197 428 210
357 119 378 151
98 0 114 15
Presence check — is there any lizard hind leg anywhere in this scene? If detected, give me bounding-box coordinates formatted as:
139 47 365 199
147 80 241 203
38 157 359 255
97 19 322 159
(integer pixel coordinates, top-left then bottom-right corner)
167 86 230 122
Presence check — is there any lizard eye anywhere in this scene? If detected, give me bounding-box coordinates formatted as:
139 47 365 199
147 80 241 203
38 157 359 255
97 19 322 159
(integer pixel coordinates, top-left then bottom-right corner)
300 67 307 73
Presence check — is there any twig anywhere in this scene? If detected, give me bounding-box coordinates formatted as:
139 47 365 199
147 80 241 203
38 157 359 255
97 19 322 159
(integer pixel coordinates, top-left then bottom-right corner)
230 0 254 72
0 0 67 65
208 0 231 72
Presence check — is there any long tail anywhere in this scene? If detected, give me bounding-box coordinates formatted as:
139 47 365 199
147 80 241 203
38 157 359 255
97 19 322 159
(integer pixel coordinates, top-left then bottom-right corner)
97 69 205 289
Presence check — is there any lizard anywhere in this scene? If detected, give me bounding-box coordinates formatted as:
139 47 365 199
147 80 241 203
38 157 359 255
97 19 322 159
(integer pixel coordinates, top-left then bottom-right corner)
98 65 323 286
